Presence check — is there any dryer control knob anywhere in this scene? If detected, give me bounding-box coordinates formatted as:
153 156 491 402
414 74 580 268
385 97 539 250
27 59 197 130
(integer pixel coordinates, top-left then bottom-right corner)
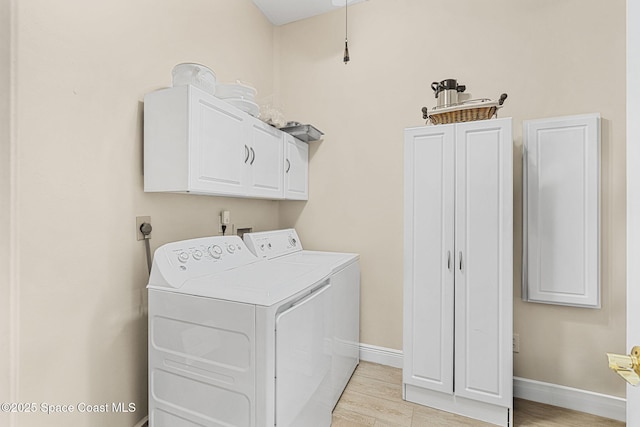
209 245 223 259
177 252 189 263
227 244 236 254
192 250 203 260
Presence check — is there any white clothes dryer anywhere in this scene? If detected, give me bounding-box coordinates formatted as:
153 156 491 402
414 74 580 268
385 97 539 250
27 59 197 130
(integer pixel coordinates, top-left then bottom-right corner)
243 229 360 407
147 235 338 427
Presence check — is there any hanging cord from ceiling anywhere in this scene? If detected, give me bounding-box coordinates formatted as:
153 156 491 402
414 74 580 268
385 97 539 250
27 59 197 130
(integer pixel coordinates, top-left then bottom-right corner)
343 0 350 63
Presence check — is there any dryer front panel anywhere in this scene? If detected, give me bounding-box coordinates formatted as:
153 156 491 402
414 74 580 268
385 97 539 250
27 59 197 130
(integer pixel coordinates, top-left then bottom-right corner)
149 290 256 427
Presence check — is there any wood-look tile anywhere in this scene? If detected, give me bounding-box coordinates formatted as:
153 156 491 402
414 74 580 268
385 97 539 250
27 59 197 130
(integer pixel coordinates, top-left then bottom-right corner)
355 361 403 385
332 406 376 427
411 404 494 426
513 398 624 427
374 420 409 427
332 363 625 427
344 371 403 401
335 390 414 427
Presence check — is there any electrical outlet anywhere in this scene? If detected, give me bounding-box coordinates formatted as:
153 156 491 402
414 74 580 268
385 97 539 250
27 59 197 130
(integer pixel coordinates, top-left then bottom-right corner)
136 216 151 241
221 210 230 225
513 333 520 353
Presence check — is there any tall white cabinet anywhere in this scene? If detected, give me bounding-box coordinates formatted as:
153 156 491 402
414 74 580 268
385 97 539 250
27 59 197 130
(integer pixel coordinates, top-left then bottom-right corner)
403 118 513 426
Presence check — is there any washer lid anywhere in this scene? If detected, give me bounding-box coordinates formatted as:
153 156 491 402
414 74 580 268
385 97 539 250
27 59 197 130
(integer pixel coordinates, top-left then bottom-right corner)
243 229 359 273
273 250 359 274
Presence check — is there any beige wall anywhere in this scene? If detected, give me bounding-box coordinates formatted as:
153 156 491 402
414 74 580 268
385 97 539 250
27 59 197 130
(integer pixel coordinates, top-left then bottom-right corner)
8 1 279 426
1 0 12 423
277 0 627 397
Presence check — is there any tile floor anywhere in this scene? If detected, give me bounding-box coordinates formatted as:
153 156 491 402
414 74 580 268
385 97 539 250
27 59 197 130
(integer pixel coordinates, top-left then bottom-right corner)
332 361 625 427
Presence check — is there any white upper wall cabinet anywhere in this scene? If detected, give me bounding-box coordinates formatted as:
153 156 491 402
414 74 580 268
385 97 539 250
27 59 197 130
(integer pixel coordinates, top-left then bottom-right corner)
144 85 308 200
523 113 600 308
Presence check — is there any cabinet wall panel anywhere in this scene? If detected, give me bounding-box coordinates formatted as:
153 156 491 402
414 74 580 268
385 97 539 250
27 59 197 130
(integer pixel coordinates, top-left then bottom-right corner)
523 114 600 308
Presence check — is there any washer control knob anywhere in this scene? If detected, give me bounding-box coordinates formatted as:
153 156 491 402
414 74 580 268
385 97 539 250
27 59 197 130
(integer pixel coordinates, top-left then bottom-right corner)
227 244 236 254
177 252 189 263
209 245 223 259
288 236 298 247
192 250 203 260
260 243 265 251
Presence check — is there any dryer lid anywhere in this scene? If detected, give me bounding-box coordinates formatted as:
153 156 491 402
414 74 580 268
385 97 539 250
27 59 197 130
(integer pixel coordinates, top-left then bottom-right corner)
168 260 330 306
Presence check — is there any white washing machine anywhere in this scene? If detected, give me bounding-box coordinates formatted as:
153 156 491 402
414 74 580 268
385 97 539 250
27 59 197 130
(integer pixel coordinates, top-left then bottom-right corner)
243 229 360 407
147 235 339 427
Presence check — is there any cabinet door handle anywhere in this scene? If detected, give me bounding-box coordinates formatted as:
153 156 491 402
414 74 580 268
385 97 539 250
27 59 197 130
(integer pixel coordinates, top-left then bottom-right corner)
285 159 291 173
459 251 463 271
250 147 256 165
447 251 451 271
244 145 250 163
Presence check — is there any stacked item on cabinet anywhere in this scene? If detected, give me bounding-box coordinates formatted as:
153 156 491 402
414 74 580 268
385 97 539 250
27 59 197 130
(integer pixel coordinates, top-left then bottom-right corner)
420 78 508 125
214 80 260 118
171 62 260 117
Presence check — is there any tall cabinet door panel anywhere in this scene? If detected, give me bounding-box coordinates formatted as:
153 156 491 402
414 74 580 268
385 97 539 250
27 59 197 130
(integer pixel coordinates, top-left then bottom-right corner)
403 125 455 394
247 119 284 199
454 119 513 407
190 95 247 194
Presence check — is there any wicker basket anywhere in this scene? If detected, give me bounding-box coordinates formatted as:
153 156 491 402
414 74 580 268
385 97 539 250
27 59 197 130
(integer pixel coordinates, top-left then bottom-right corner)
429 105 497 125
423 94 507 125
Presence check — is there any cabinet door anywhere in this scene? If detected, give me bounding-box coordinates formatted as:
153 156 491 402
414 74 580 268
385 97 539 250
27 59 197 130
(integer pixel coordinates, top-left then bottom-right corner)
523 114 600 307
403 125 455 394
189 93 248 195
454 118 512 407
247 119 284 199
284 135 309 200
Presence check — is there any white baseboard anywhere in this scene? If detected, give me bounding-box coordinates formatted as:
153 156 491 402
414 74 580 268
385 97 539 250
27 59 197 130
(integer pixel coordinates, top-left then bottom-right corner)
513 377 626 422
357 345 626 422
359 343 403 368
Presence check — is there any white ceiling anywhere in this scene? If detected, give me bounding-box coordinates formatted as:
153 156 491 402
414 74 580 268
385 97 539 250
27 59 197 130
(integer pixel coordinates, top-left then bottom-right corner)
251 0 366 26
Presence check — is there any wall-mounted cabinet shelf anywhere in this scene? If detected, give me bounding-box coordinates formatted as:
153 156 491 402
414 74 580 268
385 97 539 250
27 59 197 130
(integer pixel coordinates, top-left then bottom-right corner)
143 85 308 200
523 113 600 308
